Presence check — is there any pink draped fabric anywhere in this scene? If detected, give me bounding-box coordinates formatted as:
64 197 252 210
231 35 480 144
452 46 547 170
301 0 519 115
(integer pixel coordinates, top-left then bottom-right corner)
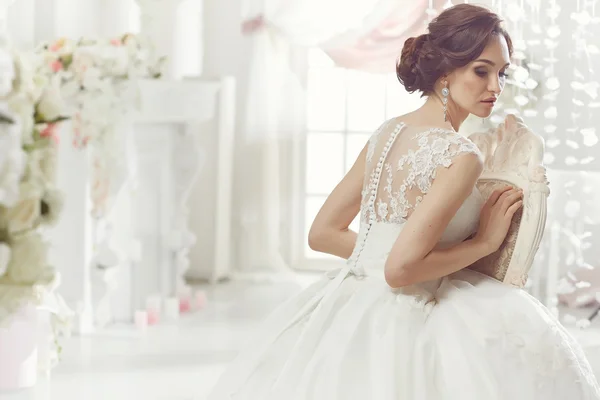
242 14 266 35
241 0 448 74
325 0 447 73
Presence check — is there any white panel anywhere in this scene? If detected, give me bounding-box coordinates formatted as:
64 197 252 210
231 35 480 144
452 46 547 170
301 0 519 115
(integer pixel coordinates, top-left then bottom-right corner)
135 79 220 122
132 124 174 309
54 0 99 38
176 0 203 77
7 0 35 49
33 0 58 43
99 0 135 37
46 122 95 334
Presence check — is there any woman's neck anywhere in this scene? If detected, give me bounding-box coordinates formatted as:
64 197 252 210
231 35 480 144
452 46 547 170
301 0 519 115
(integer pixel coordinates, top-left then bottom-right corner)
420 95 469 132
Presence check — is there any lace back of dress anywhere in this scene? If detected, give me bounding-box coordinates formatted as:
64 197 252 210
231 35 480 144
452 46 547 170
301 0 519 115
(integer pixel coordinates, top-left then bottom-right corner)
361 121 481 225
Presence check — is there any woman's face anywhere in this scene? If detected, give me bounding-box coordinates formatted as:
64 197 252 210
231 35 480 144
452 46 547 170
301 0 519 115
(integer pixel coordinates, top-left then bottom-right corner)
446 34 511 118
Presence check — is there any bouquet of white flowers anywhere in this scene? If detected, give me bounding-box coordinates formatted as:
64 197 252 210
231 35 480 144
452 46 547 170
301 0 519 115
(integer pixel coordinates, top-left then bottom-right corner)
32 34 164 217
35 34 164 148
0 46 72 368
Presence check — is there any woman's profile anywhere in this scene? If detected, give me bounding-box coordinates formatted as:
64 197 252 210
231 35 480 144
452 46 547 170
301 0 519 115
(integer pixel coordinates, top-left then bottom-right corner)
208 4 600 399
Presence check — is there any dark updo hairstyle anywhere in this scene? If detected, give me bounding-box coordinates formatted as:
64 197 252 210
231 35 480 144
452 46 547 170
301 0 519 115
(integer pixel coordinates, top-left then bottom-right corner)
396 4 513 95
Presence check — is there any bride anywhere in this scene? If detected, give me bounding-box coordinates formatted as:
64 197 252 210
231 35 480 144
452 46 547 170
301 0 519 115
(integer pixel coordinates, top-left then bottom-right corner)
208 4 600 399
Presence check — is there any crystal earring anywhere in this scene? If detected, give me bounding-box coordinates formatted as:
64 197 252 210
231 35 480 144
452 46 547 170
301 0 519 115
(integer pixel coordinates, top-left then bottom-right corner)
442 81 449 122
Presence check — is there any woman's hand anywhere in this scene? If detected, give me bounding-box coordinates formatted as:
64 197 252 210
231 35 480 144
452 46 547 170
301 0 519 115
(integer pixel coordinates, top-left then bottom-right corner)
474 186 523 254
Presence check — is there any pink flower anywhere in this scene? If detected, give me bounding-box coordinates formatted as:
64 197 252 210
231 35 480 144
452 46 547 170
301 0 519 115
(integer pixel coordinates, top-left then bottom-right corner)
49 38 66 52
50 60 63 72
110 38 122 46
40 123 60 145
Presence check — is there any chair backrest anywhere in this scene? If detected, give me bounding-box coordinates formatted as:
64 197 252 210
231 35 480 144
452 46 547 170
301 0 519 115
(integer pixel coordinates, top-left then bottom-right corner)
466 114 550 287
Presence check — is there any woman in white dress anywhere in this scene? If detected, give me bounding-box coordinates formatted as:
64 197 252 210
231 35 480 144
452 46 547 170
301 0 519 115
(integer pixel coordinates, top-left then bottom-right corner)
208 4 600 399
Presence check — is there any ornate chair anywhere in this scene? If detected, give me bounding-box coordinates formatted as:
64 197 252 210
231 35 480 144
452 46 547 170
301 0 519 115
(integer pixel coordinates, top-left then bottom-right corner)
467 114 550 288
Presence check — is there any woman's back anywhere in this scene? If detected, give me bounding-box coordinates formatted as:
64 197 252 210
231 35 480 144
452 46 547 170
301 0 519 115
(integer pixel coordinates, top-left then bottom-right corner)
347 119 484 275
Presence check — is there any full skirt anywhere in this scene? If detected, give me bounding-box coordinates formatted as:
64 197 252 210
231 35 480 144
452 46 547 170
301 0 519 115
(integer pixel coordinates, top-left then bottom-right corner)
207 268 600 400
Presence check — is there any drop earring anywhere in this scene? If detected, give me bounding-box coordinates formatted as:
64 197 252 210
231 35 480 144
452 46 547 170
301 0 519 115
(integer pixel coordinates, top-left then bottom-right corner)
442 81 449 122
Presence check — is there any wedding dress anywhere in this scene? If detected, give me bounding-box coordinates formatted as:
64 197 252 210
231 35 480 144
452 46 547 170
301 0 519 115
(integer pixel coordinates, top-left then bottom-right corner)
207 121 600 400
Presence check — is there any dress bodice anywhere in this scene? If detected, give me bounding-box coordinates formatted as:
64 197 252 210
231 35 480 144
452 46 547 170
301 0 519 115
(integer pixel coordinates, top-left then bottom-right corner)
347 120 484 279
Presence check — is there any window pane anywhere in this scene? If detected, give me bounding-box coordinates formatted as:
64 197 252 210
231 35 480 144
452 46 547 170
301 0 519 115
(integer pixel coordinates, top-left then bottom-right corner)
345 133 371 171
308 48 335 68
304 196 337 259
385 74 425 118
347 70 386 132
306 133 344 194
307 68 347 131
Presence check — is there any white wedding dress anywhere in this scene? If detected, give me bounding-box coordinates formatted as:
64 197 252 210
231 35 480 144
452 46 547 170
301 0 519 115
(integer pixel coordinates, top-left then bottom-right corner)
207 121 600 400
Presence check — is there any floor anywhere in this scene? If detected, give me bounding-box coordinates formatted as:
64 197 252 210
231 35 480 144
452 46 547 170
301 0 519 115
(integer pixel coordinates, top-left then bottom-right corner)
2 272 600 400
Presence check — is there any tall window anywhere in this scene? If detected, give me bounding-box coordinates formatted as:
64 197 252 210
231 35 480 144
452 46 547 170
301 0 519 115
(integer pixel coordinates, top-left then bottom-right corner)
301 48 424 266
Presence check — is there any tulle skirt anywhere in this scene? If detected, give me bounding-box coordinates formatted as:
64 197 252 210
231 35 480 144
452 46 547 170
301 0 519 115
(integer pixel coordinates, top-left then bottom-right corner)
207 267 600 400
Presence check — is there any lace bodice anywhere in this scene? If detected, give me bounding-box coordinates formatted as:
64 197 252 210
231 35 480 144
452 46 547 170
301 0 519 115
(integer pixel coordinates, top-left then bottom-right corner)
349 119 484 274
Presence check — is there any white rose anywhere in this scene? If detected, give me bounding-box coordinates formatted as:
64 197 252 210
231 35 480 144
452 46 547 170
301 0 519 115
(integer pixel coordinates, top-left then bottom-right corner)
72 51 95 81
5 231 53 284
0 242 10 277
29 74 49 104
10 53 32 96
23 148 42 182
37 147 58 184
0 111 26 207
7 96 35 145
0 180 43 234
37 85 64 121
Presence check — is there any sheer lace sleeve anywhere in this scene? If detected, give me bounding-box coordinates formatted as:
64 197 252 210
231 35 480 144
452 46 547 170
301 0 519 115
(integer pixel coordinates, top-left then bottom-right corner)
361 125 482 225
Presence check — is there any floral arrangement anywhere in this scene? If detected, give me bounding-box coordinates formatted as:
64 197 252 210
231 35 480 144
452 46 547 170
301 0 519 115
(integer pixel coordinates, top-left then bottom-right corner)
0 32 163 367
34 34 164 217
0 46 72 367
35 33 164 148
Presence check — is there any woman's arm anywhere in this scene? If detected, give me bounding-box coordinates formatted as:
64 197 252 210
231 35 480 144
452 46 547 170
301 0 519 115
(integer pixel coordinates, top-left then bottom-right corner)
308 144 366 259
384 153 490 288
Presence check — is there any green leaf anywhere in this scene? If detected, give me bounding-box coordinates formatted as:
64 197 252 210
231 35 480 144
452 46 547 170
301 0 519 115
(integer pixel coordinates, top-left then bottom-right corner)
46 115 70 124
61 54 73 70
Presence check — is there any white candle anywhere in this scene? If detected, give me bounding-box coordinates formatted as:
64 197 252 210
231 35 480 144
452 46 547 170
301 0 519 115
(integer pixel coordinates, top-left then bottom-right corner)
164 297 180 321
134 310 148 330
194 290 207 310
145 295 162 314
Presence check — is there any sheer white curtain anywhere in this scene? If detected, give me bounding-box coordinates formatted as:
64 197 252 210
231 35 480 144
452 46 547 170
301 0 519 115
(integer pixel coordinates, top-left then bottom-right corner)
237 0 444 274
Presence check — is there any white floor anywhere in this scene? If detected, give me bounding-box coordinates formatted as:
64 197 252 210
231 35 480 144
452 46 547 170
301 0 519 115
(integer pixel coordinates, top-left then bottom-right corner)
2 272 600 400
